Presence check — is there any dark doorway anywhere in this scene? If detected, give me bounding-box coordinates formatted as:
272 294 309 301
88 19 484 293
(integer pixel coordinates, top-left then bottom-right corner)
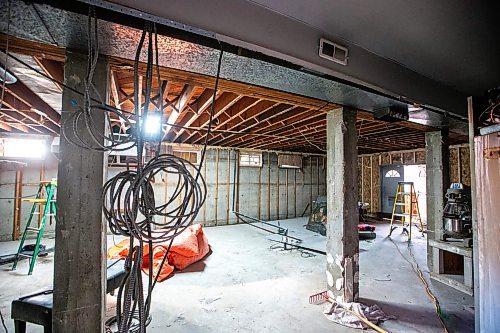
380 165 404 215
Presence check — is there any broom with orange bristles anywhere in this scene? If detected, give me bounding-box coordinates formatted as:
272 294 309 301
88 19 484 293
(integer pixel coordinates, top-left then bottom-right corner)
309 291 388 333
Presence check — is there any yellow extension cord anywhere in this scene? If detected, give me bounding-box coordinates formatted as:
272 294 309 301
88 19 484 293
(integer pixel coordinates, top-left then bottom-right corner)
389 237 449 333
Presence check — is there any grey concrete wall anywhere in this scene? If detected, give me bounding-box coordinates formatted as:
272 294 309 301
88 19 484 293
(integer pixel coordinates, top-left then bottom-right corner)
107 147 325 227
0 150 58 241
1 145 325 241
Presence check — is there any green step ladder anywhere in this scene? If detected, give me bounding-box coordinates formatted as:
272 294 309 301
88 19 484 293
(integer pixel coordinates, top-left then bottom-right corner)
12 179 57 275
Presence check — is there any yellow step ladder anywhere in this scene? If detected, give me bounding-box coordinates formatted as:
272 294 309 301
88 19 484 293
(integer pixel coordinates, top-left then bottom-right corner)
388 181 424 240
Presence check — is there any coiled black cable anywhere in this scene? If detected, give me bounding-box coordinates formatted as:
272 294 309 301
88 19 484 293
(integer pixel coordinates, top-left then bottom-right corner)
58 8 222 332
61 8 137 152
103 154 206 243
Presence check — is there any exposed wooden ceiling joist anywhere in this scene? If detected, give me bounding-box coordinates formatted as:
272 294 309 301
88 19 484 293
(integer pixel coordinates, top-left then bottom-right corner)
0 33 469 153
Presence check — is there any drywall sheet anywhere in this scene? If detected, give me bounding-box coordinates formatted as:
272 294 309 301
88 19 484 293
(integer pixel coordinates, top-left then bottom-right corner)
475 132 500 332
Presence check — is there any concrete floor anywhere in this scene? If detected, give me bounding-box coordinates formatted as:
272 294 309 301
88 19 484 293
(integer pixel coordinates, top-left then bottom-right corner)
0 218 474 332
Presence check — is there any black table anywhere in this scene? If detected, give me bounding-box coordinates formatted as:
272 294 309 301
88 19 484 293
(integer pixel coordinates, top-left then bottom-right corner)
11 259 126 333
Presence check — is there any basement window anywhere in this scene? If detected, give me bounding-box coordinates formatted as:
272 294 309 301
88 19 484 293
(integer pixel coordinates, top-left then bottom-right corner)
239 152 262 167
385 170 401 178
0 138 46 159
173 149 200 165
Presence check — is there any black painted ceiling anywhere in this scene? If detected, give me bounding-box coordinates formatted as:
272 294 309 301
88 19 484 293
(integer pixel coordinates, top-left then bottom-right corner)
248 0 500 95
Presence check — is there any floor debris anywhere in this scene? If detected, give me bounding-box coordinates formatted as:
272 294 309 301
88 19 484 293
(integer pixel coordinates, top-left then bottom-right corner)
323 302 396 330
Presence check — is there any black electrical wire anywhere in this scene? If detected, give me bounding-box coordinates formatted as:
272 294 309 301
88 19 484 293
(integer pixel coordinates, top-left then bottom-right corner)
0 308 7 333
58 8 136 152
101 19 222 332
103 155 206 242
2 53 137 118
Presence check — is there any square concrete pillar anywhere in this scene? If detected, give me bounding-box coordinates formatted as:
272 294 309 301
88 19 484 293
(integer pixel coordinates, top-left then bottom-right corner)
326 107 359 303
53 51 108 332
425 130 450 271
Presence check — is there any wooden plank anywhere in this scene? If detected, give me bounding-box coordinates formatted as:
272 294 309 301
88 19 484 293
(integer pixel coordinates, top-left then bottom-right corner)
209 100 278 145
191 97 263 144
38 160 45 227
0 121 14 131
236 150 240 223
370 156 373 210
12 169 22 241
214 149 219 225
178 93 242 143
276 157 280 219
360 156 364 202
214 104 299 147
316 156 320 198
285 168 289 219
226 149 230 224
33 57 64 92
0 109 44 133
166 84 196 131
267 152 271 220
6 78 60 126
309 156 313 214
2 91 59 134
429 239 472 257
294 169 297 218
457 147 462 183
171 88 216 142
258 158 262 220
109 70 121 107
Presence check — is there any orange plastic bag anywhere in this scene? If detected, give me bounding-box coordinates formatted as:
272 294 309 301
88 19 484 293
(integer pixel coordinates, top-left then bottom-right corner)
107 224 209 281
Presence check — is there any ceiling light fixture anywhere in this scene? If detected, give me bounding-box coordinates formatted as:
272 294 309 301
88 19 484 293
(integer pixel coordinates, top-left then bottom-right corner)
143 113 163 137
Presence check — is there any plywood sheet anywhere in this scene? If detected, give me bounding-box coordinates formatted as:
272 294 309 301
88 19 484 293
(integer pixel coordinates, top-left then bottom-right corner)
371 156 381 212
460 146 471 186
475 133 500 332
381 152 391 165
415 150 426 164
390 153 403 164
403 152 416 164
362 156 371 205
449 147 460 183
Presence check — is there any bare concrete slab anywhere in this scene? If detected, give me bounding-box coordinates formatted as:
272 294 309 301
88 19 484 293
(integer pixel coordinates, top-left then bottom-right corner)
0 220 473 332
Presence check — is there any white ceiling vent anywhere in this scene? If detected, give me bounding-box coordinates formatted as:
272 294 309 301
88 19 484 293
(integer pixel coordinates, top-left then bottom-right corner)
319 38 348 66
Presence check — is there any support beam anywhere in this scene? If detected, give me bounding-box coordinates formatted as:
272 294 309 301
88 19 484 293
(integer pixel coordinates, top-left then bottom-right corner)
170 88 215 142
12 169 23 241
1 91 59 134
0 109 44 133
5 77 60 126
326 107 359 303
109 69 121 107
0 121 13 131
34 57 64 92
165 84 195 131
53 51 108 332
425 130 450 271
178 93 242 143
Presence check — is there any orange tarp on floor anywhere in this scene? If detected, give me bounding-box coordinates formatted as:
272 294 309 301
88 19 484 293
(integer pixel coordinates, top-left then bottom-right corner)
108 224 209 281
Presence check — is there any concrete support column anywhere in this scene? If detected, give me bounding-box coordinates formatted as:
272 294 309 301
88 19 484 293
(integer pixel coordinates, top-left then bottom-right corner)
53 51 108 332
326 107 359 303
425 130 450 271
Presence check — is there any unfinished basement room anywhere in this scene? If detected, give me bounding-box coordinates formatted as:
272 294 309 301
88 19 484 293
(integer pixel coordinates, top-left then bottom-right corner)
0 1 498 332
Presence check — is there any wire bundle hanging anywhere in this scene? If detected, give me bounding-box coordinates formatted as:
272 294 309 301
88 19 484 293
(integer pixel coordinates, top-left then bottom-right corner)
57 8 223 333
61 7 136 152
